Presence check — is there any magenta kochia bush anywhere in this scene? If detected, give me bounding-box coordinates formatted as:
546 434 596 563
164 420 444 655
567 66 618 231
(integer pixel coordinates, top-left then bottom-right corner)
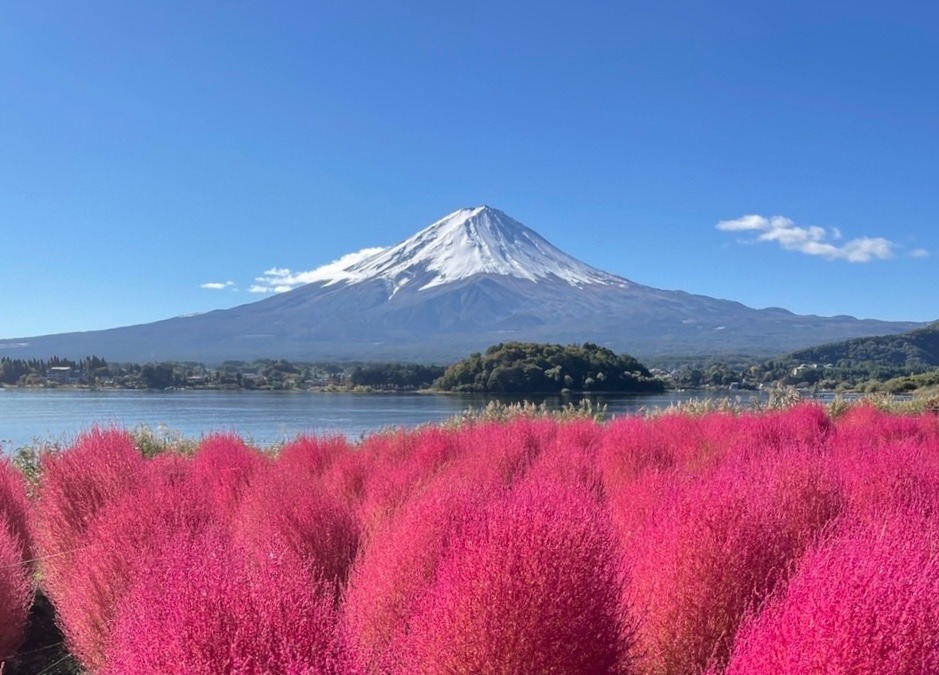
354 427 463 533
35 428 143 555
104 529 353 675
0 523 32 663
833 434 939 520
343 479 499 673
599 417 674 488
0 459 32 562
625 448 842 673
52 456 215 671
434 419 551 490
277 435 351 478
399 480 632 674
35 428 144 615
188 433 267 516
0 461 33 665
234 460 360 595
524 419 605 498
733 403 833 458
834 404 939 450
598 412 739 490
726 506 939 673
829 407 939 520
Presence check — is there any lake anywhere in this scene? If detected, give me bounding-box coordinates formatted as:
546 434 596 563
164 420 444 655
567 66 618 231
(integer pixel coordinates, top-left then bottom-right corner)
0 388 764 451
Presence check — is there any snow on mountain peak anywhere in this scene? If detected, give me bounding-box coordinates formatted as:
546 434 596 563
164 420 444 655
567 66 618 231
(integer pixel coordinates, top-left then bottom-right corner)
312 206 629 293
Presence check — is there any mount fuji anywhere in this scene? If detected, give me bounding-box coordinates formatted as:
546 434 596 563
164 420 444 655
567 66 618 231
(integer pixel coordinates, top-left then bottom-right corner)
0 206 923 363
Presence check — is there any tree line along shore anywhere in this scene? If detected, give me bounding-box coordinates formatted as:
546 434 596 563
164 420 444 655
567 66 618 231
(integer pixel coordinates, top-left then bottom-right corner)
3 330 939 396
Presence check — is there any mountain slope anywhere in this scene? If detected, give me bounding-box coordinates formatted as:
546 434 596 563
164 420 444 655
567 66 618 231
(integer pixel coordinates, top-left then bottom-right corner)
0 207 926 363
787 322 939 371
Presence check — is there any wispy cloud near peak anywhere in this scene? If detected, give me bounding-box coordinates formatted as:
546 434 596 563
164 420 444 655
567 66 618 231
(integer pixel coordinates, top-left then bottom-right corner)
249 247 387 294
716 215 896 262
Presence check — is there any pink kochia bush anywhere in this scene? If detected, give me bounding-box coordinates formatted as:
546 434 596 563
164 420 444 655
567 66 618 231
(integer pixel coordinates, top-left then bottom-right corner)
187 433 267 516
353 427 464 533
829 407 939 519
34 427 145 661
0 524 32 663
434 419 551 491
726 505 939 674
524 419 604 497
103 528 353 675
277 435 351 479
343 479 500 673
623 431 842 673
399 480 632 674
35 432 266 672
52 456 215 671
35 428 144 574
234 459 361 595
0 460 33 663
0 459 32 562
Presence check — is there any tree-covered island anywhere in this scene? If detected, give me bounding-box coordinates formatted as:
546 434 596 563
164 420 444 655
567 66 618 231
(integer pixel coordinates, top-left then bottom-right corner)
432 342 665 394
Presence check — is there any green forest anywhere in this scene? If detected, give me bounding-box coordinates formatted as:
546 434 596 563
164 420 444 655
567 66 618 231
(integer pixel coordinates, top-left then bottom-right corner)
433 342 664 394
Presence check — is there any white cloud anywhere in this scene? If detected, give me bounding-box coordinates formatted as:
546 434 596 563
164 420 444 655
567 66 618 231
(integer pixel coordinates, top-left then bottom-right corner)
249 247 386 294
716 215 895 262
910 248 930 259
200 280 236 290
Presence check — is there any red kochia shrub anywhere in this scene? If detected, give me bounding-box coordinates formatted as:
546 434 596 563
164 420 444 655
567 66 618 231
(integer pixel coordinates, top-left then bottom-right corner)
277 435 351 479
599 416 674 488
104 529 353 675
726 506 939 674
53 456 215 671
524 419 605 498
837 437 939 519
0 458 32 663
433 418 550 491
598 412 740 488
35 428 144 606
399 480 631 674
732 404 833 458
35 428 144 553
188 433 267 517
625 447 842 674
355 427 462 533
0 523 32 663
834 404 939 449
320 446 375 512
234 460 361 596
343 479 499 673
0 460 32 562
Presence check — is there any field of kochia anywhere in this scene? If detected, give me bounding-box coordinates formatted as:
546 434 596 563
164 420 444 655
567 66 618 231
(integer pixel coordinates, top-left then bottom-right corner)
2 404 939 673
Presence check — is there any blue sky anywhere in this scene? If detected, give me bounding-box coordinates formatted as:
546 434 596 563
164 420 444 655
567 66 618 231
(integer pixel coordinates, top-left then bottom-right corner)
1 1 936 339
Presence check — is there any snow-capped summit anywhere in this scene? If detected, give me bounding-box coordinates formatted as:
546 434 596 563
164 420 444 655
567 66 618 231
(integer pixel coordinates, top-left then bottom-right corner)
314 206 630 293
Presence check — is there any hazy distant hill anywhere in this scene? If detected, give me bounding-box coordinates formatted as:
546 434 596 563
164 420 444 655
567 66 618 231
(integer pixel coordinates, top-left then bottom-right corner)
787 322 939 372
0 206 925 363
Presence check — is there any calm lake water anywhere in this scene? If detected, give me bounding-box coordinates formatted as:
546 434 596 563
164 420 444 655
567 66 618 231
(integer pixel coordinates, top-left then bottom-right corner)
0 388 764 451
